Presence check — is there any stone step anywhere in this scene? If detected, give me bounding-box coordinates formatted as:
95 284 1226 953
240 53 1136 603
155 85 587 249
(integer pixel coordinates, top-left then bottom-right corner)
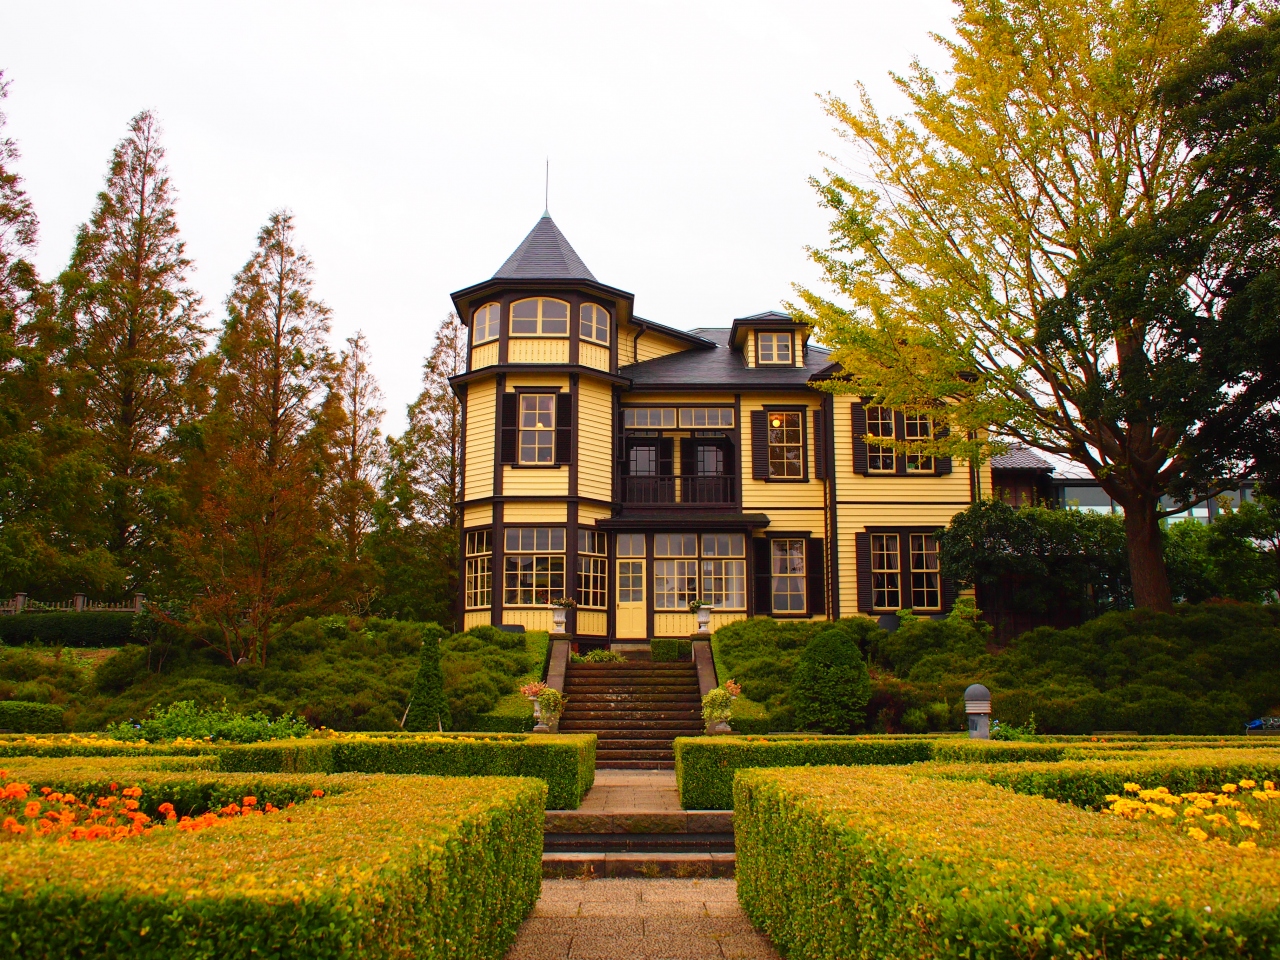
597 750 676 762
560 719 706 731
563 694 702 705
597 760 675 770
560 711 702 722
588 731 702 743
563 681 701 691
544 833 735 854
543 811 733 834
542 852 735 878
568 663 696 671
595 739 697 751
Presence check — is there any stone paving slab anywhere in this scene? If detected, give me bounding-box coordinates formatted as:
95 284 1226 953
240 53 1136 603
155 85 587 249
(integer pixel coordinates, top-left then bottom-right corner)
506 879 780 960
543 852 735 879
579 769 682 813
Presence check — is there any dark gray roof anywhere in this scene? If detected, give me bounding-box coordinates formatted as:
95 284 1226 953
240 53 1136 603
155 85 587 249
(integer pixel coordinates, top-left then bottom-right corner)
990 446 1054 472
734 310 792 322
622 327 831 388
494 214 596 281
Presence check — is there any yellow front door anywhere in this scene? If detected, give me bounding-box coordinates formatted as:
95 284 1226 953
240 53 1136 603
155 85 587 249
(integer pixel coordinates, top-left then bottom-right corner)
616 559 647 639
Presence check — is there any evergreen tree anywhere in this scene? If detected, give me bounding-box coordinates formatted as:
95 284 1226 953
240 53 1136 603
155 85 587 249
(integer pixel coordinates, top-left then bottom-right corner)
179 211 337 666
791 629 871 733
370 314 465 623
329 331 386 600
56 111 211 590
403 626 451 732
0 73 121 597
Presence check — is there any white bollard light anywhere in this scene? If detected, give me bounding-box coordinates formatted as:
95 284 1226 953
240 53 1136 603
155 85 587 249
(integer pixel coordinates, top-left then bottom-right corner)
964 683 991 739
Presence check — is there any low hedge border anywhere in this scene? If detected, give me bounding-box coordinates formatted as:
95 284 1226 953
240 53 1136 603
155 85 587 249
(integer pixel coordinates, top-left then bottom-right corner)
0 762 544 960
651 638 692 662
0 611 139 647
930 748 1280 809
674 735 1067 809
0 700 65 733
735 765 1280 960
218 732 596 810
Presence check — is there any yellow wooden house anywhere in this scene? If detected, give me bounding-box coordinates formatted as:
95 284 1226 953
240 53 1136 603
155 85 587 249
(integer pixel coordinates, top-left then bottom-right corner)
450 214 990 645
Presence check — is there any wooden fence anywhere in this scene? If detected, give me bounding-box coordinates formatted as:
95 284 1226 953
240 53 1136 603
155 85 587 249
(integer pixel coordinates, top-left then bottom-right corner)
0 593 146 616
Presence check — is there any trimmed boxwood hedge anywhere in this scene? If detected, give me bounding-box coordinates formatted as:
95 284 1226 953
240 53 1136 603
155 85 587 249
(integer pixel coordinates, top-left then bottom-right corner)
674 735 1067 809
0 611 138 647
218 731 596 810
0 700 64 733
0 762 544 960
651 638 692 662
735 765 1280 960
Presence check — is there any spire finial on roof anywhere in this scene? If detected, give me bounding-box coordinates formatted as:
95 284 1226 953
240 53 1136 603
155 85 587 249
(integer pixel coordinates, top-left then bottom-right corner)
544 157 549 217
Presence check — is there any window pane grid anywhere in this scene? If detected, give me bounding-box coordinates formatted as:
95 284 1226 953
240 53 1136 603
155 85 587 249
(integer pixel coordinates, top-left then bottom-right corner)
867 406 895 473
758 332 793 364
504 556 566 606
654 559 698 608
511 298 569 336
623 408 676 428
579 303 610 344
904 414 934 472
771 538 806 613
767 411 803 478
618 560 644 602
505 527 565 552
519 394 555 463
871 533 901 611
617 533 646 558
654 534 698 557
577 555 608 608
578 529 605 555
465 557 492 609
910 533 941 610
473 303 500 344
465 530 492 556
678 407 734 428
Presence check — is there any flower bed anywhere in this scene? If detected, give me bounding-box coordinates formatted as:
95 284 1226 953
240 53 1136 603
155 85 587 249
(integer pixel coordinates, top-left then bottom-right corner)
218 731 596 810
0 760 544 960
1107 779 1279 848
734 764 1280 960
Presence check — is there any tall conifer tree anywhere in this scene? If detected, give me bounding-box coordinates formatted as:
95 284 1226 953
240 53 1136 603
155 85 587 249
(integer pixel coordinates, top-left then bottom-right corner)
57 111 210 589
181 211 336 666
330 331 386 574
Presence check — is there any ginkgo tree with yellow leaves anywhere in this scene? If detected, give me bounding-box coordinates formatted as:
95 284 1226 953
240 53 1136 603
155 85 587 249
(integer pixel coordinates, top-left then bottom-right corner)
792 0 1278 611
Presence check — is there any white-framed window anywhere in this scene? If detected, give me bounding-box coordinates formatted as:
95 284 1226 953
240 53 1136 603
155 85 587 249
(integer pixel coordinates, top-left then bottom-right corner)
465 530 492 609
909 533 941 610
618 561 644 602
904 414 934 472
654 533 698 609
510 297 570 336
871 533 901 611
757 332 793 364
867 406 895 473
700 534 746 610
623 407 676 428
580 303 610 345
767 411 804 479
577 529 607 609
519 394 555 464
616 533 645 557
503 527 565 606
678 407 734 429
473 303 501 344
771 538 806 613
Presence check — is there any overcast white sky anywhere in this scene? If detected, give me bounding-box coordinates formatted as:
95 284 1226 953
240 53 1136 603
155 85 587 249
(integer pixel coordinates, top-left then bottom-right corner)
1 1 956 432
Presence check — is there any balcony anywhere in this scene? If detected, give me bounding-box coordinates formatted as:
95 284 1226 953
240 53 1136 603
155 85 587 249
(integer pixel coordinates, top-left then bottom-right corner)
621 475 737 507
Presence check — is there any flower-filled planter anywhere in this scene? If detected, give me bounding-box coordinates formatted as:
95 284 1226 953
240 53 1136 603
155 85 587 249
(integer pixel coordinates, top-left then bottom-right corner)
549 597 576 634
688 598 712 634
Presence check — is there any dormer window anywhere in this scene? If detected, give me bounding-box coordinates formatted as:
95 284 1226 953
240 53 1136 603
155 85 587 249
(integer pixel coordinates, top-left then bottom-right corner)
511 298 569 336
473 303 501 344
580 304 610 345
758 332 792 364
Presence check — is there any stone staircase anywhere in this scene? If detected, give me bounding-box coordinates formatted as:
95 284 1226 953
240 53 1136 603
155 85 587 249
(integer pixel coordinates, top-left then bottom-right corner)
559 660 704 769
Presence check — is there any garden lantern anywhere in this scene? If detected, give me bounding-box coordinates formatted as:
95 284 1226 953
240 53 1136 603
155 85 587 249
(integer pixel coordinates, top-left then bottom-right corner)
964 683 991 739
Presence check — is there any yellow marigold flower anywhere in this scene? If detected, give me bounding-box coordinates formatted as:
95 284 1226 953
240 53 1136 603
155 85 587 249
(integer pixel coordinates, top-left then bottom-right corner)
1221 783 1238 794
1235 812 1261 831
1239 780 1256 789
1123 783 1142 793
1183 807 1201 818
1265 781 1276 791
1238 841 1257 850
1186 827 1209 842
1254 791 1270 802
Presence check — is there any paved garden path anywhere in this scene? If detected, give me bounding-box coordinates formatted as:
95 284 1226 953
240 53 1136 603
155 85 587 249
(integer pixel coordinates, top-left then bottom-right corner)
577 769 682 813
505 879 779 959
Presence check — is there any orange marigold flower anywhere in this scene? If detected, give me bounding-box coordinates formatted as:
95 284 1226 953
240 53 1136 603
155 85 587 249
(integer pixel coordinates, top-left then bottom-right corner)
3 817 26 835
24 801 41 819
242 796 257 807
108 782 118 792
61 793 76 805
312 789 325 798
123 799 139 811
40 786 52 795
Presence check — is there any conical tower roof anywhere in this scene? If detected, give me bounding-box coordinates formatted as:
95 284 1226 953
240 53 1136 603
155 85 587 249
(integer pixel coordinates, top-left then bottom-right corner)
494 213 596 281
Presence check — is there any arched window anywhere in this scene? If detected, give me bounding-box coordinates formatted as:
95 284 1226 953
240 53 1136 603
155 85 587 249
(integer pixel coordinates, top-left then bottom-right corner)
510 298 569 336
580 303 610 345
473 303 501 344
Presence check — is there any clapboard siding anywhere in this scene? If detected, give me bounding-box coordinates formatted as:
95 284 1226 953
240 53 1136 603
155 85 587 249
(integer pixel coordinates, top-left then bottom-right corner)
580 342 611 371
633 330 691 364
463 379 496 501
470 341 499 370
578 377 614 502
577 611 608 636
508 338 570 364
503 502 568 523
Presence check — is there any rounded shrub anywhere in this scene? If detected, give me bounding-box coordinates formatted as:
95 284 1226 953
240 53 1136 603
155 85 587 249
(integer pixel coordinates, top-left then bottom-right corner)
791 628 872 733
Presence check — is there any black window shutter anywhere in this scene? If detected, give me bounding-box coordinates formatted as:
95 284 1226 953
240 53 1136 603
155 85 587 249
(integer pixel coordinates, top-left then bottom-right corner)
894 410 907 475
813 412 827 480
753 538 772 615
942 577 958 613
806 537 825 617
659 437 674 476
851 403 868 476
500 393 518 464
751 410 769 480
555 392 573 464
680 438 695 477
934 423 952 475
855 532 872 612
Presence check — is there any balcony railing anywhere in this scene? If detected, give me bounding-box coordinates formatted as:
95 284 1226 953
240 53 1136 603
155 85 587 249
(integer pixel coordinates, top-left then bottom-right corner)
621 475 737 507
